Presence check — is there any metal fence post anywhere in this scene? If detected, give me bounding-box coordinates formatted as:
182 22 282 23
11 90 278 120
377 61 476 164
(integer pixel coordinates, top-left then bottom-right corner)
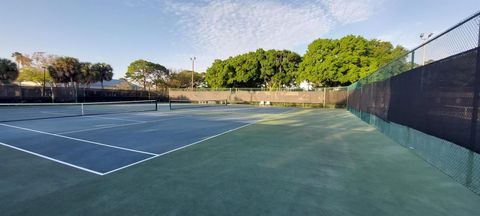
411 50 415 69
323 87 326 108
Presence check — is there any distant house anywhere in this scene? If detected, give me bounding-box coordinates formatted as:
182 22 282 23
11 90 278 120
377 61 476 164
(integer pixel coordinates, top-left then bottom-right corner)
299 80 313 91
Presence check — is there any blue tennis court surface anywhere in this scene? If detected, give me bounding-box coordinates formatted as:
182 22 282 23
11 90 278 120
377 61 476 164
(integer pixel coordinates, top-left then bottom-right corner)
0 103 294 175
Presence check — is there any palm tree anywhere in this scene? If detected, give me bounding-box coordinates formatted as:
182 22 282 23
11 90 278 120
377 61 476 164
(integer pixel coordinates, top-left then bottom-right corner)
11 52 32 68
79 62 97 88
91 63 113 89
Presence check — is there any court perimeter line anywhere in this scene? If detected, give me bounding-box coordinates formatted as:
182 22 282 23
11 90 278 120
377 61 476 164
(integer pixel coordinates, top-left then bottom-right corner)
0 123 158 156
102 109 298 175
0 141 103 175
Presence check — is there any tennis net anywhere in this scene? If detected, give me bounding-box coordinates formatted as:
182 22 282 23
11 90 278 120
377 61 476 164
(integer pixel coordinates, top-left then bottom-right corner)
0 100 158 122
169 99 228 110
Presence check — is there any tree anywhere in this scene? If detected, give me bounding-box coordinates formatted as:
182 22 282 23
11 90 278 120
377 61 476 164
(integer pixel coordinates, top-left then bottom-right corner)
259 49 301 88
11 52 32 69
205 59 227 88
48 57 81 85
169 70 204 88
91 63 113 89
79 62 97 87
0 58 19 84
30 52 58 68
125 60 167 91
298 35 407 87
17 66 53 86
149 63 168 91
204 49 301 88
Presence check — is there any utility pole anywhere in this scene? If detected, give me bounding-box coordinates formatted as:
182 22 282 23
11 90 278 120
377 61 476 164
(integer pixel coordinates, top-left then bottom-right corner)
420 33 433 65
190 57 196 89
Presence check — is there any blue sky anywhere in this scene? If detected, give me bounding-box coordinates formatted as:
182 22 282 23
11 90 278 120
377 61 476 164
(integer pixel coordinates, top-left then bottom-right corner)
0 0 478 78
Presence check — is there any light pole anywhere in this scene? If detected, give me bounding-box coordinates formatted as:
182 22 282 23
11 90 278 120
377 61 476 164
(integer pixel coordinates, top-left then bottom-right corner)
42 66 47 96
190 57 196 89
420 33 433 65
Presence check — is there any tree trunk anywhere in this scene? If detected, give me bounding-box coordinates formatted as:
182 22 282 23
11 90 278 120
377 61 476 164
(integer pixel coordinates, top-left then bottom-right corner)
143 77 146 91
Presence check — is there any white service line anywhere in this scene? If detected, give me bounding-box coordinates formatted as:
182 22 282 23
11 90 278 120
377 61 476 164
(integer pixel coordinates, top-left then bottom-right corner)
0 123 158 156
59 116 189 135
102 109 298 175
58 122 145 135
83 115 146 123
0 141 103 175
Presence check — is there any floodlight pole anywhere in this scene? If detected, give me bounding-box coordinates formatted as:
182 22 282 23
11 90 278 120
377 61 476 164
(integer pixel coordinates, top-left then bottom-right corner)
420 33 433 65
42 66 46 96
190 57 196 89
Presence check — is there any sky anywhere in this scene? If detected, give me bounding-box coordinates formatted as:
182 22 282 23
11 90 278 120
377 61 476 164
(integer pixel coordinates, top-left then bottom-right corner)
0 0 478 79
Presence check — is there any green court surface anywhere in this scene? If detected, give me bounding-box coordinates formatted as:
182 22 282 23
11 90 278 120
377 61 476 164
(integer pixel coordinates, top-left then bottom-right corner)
1 109 480 215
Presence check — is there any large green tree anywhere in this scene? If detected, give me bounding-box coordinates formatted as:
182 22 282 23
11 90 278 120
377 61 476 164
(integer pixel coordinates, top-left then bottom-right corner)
149 64 168 91
126 60 167 91
205 59 228 88
0 58 19 84
205 49 301 88
91 63 113 89
298 35 406 87
259 49 301 88
17 66 53 85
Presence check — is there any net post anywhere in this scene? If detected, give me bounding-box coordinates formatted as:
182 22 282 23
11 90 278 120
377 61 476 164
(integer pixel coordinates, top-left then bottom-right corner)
81 103 84 116
155 100 158 111
169 100 172 110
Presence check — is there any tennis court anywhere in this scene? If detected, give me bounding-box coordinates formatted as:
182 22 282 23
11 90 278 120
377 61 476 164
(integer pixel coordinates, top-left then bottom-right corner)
1 101 480 215
0 101 293 175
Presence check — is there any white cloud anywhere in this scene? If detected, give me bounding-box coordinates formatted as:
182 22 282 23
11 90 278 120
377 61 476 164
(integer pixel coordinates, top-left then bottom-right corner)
160 0 381 70
152 0 383 70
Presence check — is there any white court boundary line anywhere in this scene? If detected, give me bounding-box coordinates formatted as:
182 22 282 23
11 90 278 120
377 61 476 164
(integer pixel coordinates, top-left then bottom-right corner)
0 123 157 156
102 108 297 175
0 141 103 175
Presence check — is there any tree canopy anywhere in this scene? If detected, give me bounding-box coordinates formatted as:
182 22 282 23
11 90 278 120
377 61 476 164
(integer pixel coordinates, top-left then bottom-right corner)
0 58 19 84
126 60 168 91
298 35 407 87
48 57 82 84
91 63 113 89
168 70 204 88
17 66 53 85
203 35 406 88
205 49 302 88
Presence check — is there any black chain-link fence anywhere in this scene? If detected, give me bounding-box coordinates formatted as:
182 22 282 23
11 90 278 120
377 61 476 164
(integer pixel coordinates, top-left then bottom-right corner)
347 11 480 194
348 11 480 153
0 84 169 103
